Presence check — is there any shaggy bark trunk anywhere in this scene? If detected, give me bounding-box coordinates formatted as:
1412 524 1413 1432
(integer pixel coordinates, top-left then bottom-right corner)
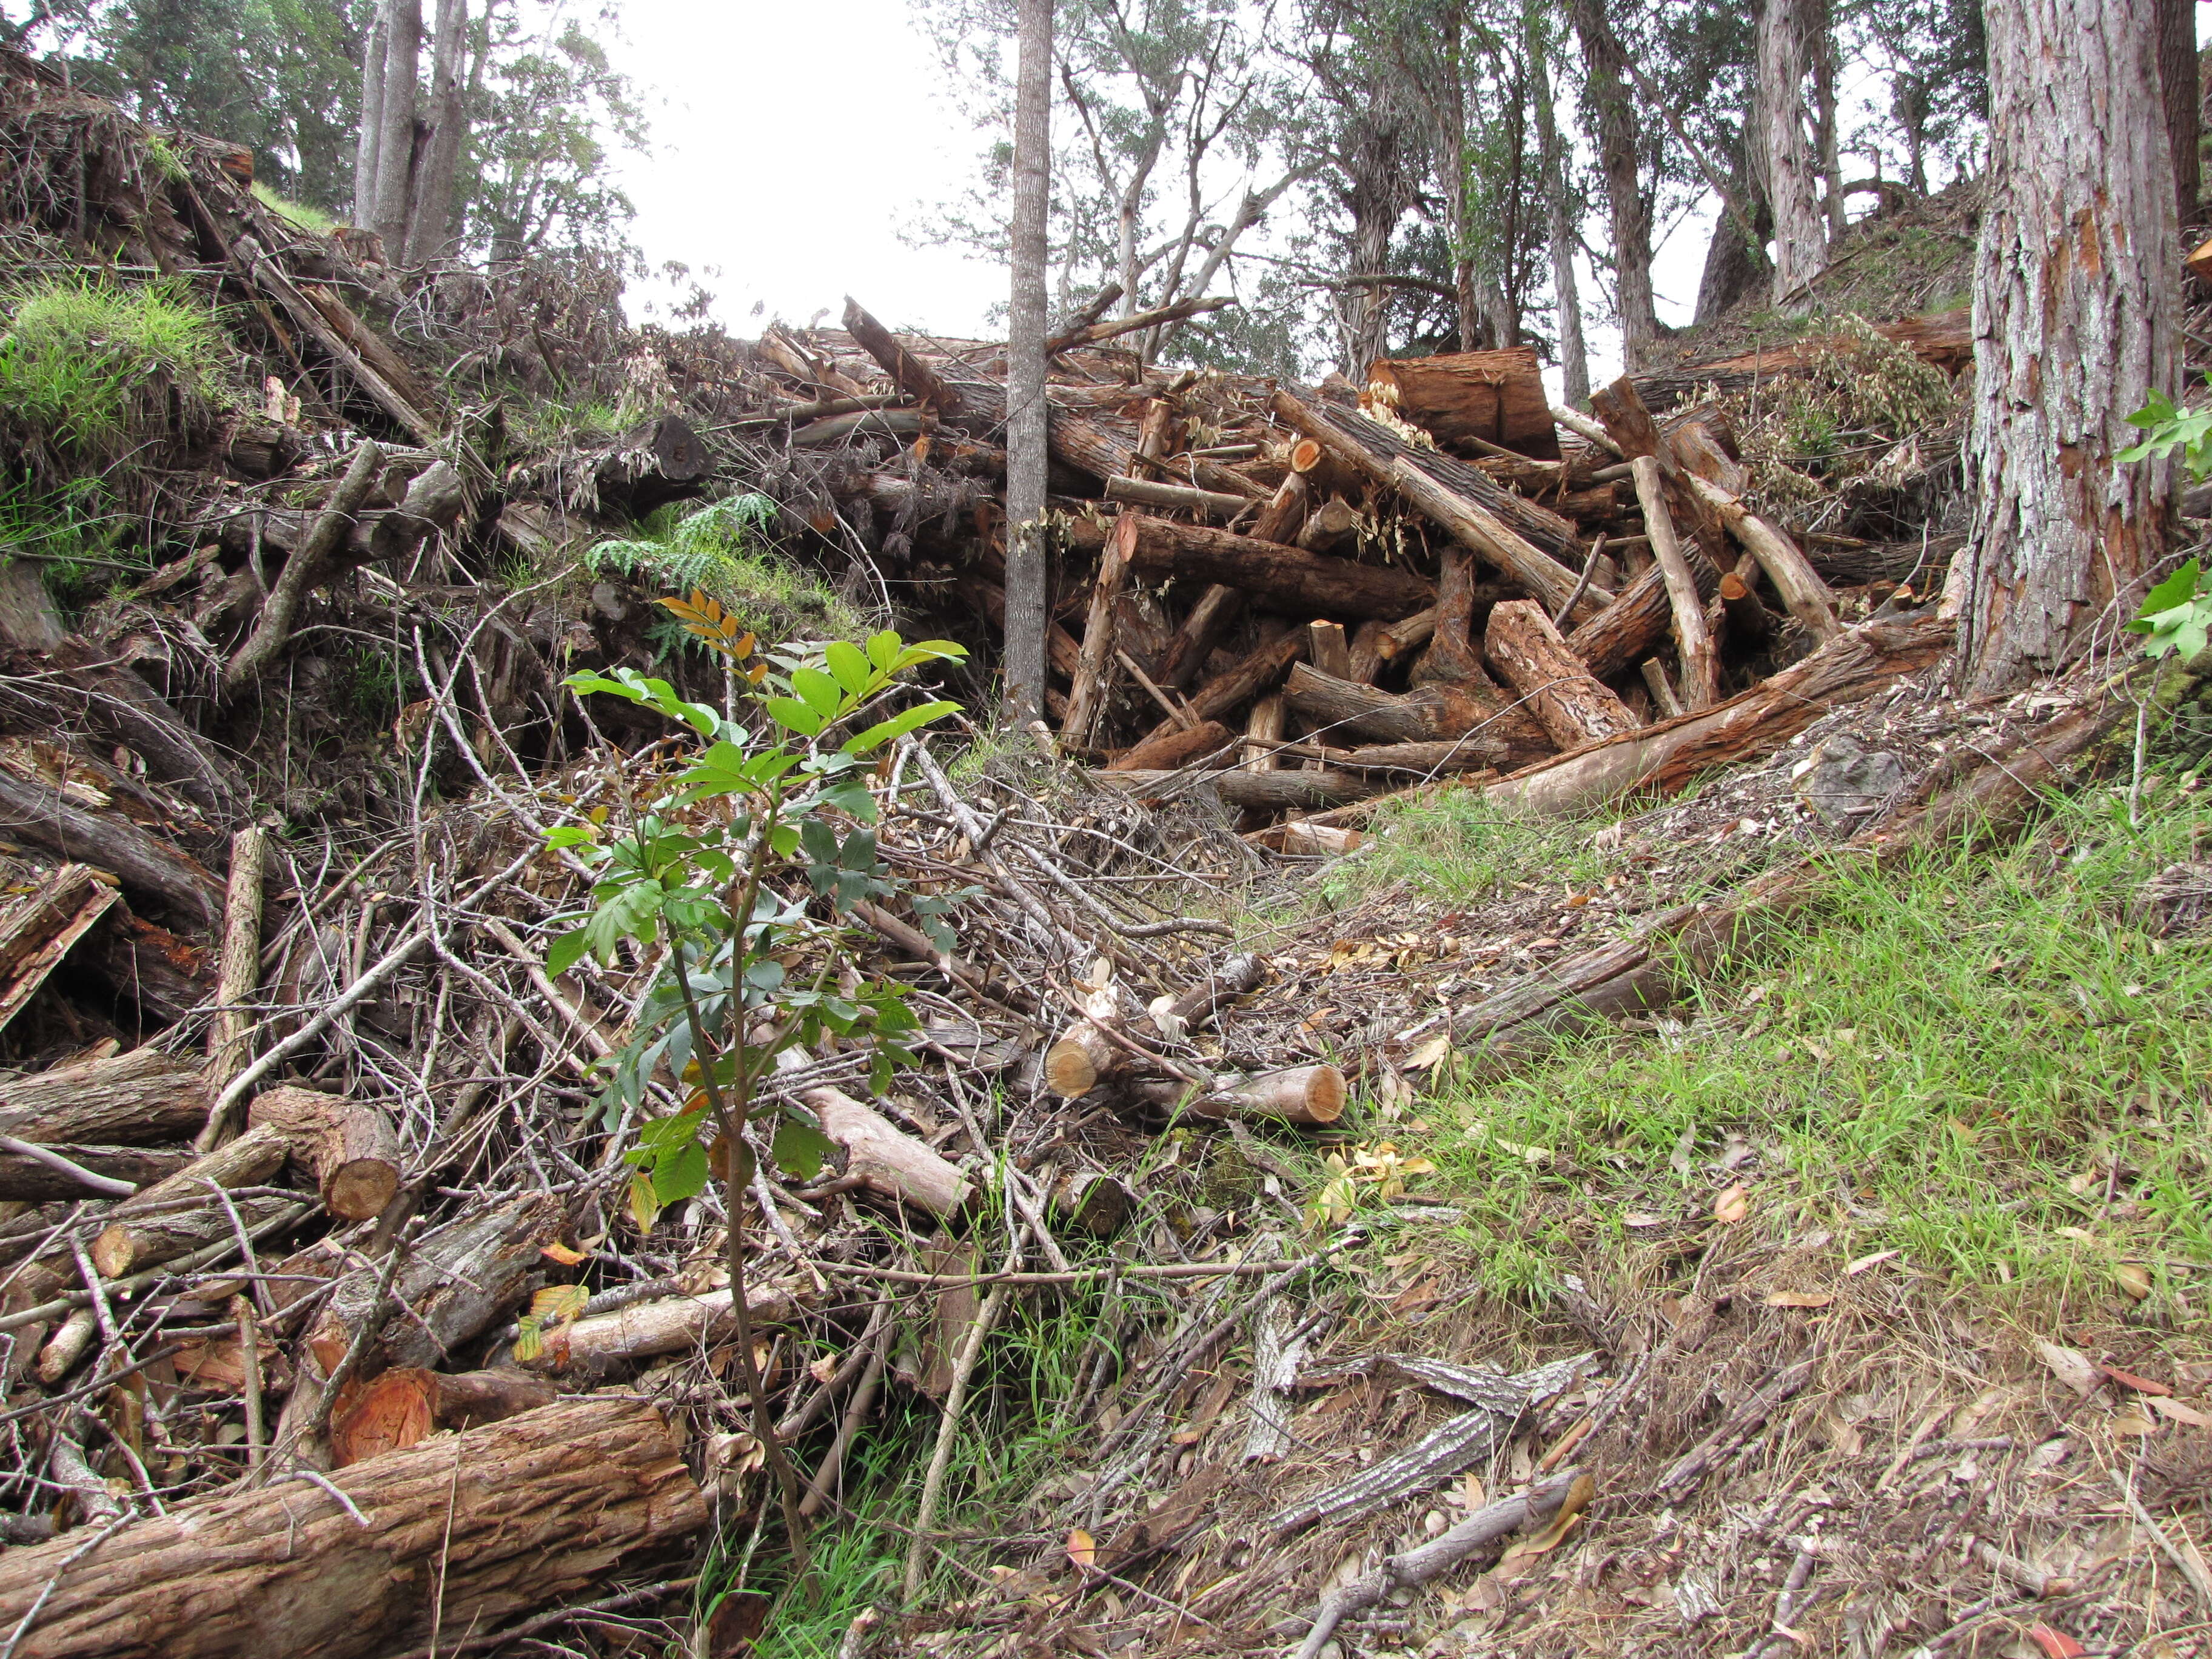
1568 0 1660 369
1004 0 1053 728
1757 0 1828 298
1527 8 1589 405
2156 0 2200 223
403 0 467 263
368 0 422 256
1962 0 2178 692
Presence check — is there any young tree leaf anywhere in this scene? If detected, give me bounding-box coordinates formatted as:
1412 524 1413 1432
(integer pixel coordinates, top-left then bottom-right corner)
771 1118 836 1179
823 640 873 696
654 1140 711 1204
843 700 962 756
545 928 591 976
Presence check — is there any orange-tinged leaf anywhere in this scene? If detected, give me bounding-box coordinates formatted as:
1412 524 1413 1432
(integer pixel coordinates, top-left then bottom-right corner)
2101 1364 2171 1396
540 1241 591 1266
2028 1626 2085 1659
1765 1291 1834 1309
1065 1527 1096 1572
1714 1184 1751 1224
2150 1396 2210 1427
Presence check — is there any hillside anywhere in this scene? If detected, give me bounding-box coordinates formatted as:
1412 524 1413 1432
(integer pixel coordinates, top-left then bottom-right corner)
0 45 2203 1659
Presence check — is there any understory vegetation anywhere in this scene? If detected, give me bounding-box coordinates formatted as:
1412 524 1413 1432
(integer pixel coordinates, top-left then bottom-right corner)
581 495 868 652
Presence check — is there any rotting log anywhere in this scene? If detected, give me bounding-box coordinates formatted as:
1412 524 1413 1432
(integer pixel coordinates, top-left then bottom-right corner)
588 414 712 517
1118 514 1432 620
15 639 250 822
1486 615 1951 819
1366 344 1561 458
1093 766 1386 810
330 1367 559 1467
0 1047 213 1146
0 1396 706 1659
1483 600 1641 746
0 864 118 1036
78 906 218 1026
0 770 223 926
1155 583 1243 689
249 1087 400 1221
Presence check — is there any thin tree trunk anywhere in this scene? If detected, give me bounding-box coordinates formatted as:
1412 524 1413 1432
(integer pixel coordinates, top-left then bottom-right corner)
2157 0 2200 223
1527 7 1588 404
1813 16 1846 241
354 5 389 223
1695 124 1772 322
1757 0 1827 298
1005 0 1052 730
1962 0 2178 692
1568 0 1660 370
369 0 423 255
403 0 466 263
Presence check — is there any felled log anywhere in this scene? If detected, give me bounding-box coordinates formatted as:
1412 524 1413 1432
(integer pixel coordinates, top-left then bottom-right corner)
1410 551 1484 685
22 640 252 822
78 906 218 1025
1686 473 1843 639
0 1396 706 1659
0 770 222 926
1095 766 1385 809
1156 584 1243 688
1295 496 1361 553
1131 626 1309 753
774 1052 971 1216
1104 475 1248 518
1272 387 1584 566
1159 1065 1347 1126
1062 515 1136 745
1631 457 1720 709
1243 691 1285 771
1719 567 1779 649
238 235 438 441
1366 344 1560 458
330 1367 558 1467
585 414 712 514
1591 375 1733 571
1045 954 1264 1097
91 1123 298 1276
1307 620 1353 679
295 284 443 428
1249 470 1310 544
0 1047 213 1146
1118 514 1432 620
520 1283 800 1379
249 1087 400 1221
1285 662 1550 766
1483 601 1640 746
1487 616 1951 819
0 1145 192 1201
1565 559 1720 681
1107 720 1233 772
0 865 118 1036
1281 822 1363 855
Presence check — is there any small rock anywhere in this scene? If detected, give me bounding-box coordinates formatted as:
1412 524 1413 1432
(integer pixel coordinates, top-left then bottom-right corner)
1789 732 1906 825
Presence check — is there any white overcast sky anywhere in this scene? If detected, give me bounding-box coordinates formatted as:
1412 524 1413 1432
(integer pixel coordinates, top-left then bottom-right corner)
602 0 2091 391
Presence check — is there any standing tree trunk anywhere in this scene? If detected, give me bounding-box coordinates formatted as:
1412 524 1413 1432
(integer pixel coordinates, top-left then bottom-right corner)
1695 124 1773 322
1568 0 1660 370
1812 16 1846 241
403 0 467 263
1527 4 1589 404
1004 0 1052 730
1757 0 1828 298
354 5 389 224
369 0 423 256
1962 0 2178 693
2156 0 2200 224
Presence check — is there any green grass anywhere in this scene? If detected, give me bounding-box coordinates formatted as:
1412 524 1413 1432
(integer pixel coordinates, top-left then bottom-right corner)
1322 789 1626 908
1388 783 2212 1301
251 182 337 235
0 275 227 460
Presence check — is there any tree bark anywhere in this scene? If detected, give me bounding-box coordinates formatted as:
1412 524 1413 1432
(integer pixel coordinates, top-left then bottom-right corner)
368 0 422 255
1063 514 1133 745
249 1087 401 1222
353 6 388 224
1757 0 1829 298
0 771 221 927
1098 766 1387 809
1365 347 1561 458
1484 600 1641 745
1527 5 1590 404
1568 0 1661 369
1962 0 2178 692
2159 0 2199 224
0 1397 705 1659
404 0 467 262
1285 662 1551 763
1108 720 1233 772
1631 457 1721 708
1156 583 1242 688
1004 0 1053 727
331 1366 558 1467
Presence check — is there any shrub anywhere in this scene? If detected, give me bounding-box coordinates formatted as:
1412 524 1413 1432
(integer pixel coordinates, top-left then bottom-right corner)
582 495 865 648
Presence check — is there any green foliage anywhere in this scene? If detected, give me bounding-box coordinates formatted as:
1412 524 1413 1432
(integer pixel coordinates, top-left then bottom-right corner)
583 497 865 647
540 605 965 1235
2128 560 2212 663
0 276 227 463
1402 785 2212 1296
2120 390 2212 481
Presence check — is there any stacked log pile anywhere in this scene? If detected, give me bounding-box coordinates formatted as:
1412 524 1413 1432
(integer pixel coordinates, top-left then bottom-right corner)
716 298 1969 834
